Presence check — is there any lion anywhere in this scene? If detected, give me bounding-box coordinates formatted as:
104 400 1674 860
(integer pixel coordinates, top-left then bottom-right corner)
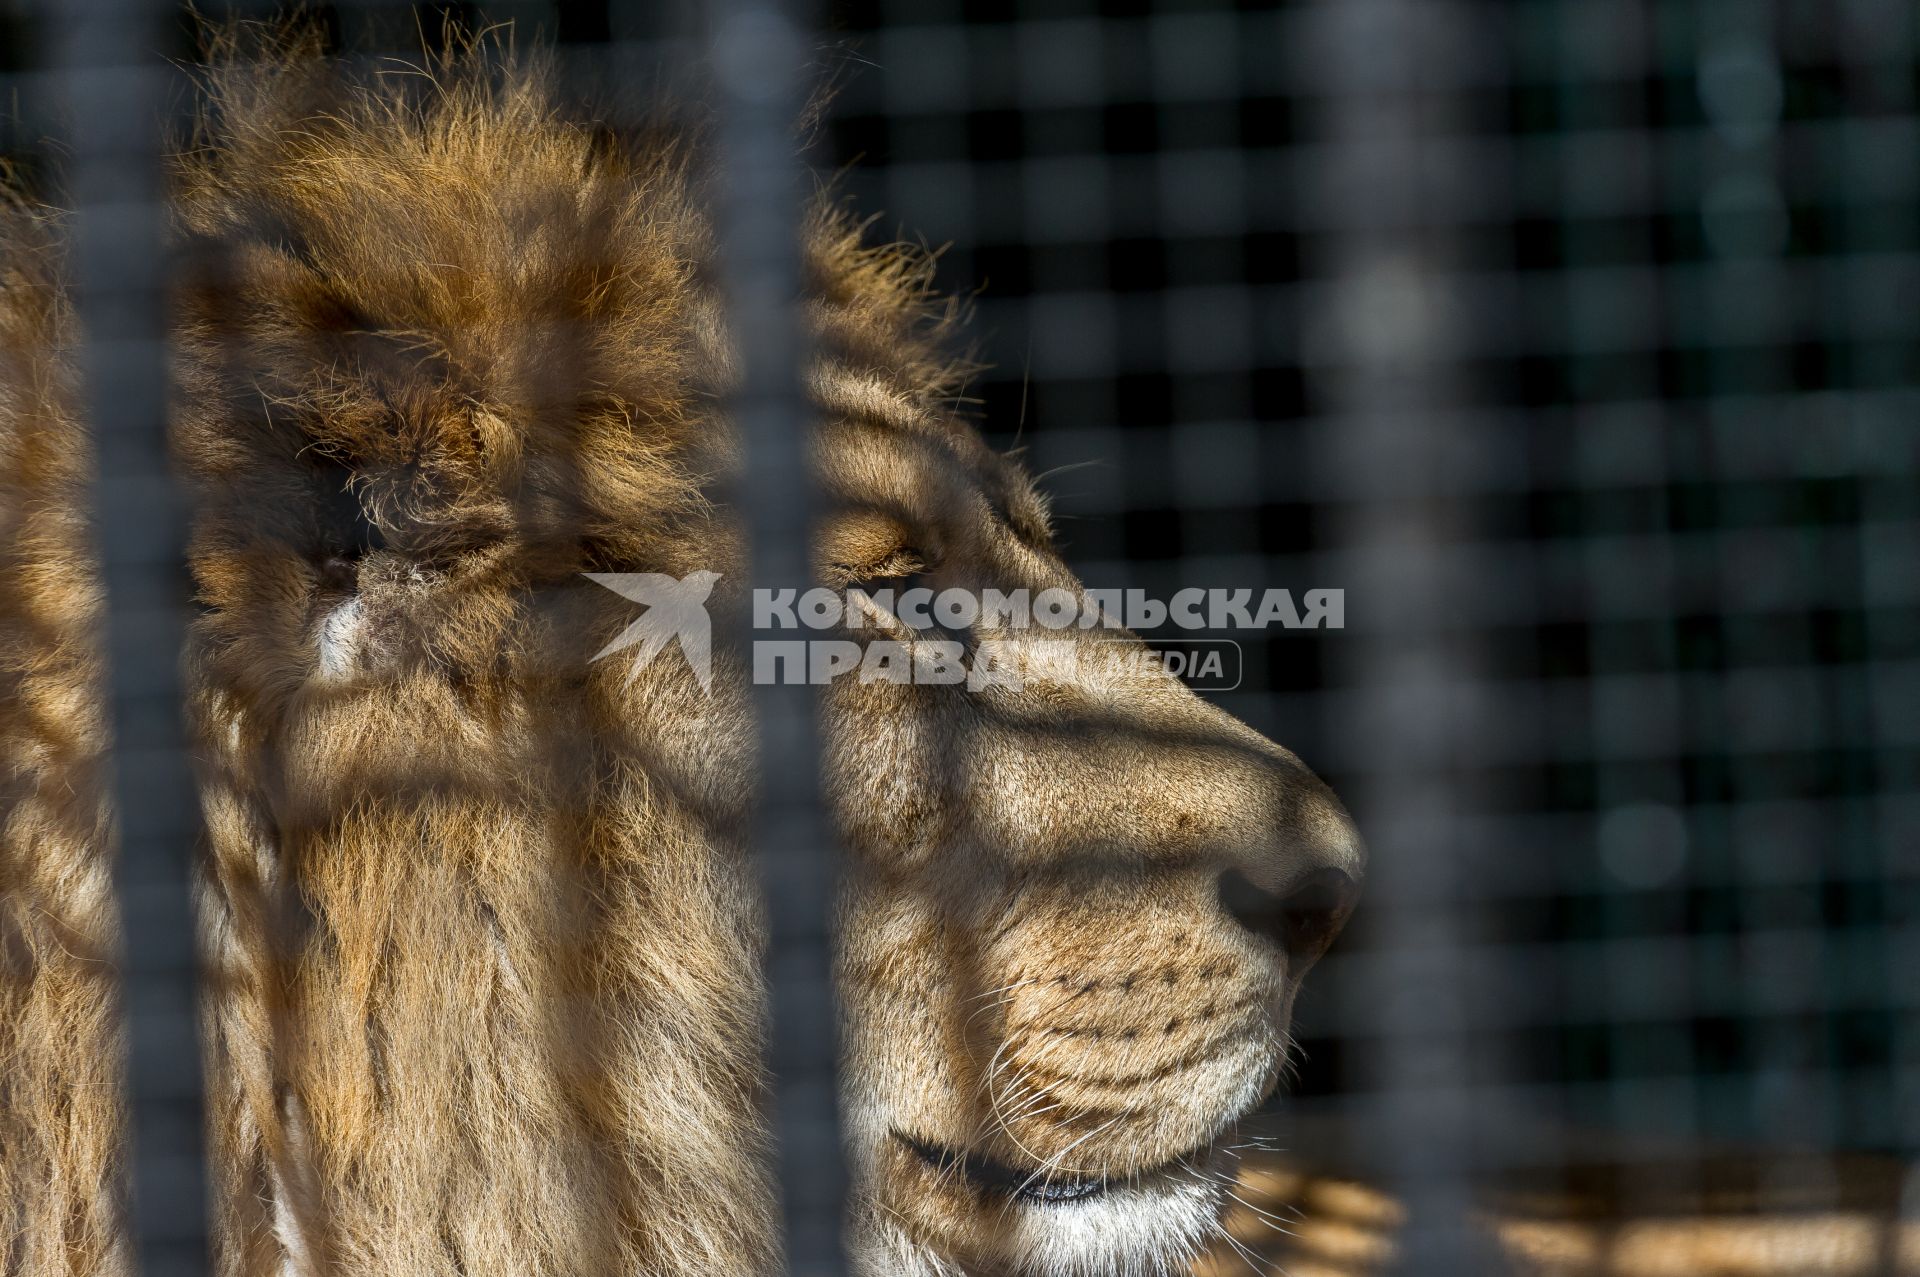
0 32 1363 1276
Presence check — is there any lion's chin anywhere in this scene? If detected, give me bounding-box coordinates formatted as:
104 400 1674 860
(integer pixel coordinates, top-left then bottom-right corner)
991 1171 1223 1277
870 1135 1232 1277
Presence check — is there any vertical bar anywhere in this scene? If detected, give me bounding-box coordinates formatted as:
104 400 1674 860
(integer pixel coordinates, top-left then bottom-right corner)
705 3 847 1274
1307 0 1495 1270
45 1 212 1274
1836 0 1920 1202
1695 0 1836 1206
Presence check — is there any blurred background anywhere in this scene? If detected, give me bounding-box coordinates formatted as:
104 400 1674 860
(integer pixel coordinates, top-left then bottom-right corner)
3 0 1915 1269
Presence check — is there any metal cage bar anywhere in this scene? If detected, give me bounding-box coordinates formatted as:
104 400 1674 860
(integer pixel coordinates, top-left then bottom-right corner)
706 2 850 1272
46 1 212 1273
1309 0 1495 1269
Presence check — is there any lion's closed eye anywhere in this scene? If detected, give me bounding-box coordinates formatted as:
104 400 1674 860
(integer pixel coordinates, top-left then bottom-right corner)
839 572 1002 668
822 509 930 590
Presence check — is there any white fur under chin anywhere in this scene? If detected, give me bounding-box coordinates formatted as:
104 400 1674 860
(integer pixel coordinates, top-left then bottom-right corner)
860 1171 1224 1277
1002 1173 1222 1277
314 596 362 680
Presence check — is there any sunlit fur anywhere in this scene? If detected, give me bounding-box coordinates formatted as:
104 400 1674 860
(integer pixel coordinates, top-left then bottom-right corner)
0 191 126 1277
0 29 1364 1276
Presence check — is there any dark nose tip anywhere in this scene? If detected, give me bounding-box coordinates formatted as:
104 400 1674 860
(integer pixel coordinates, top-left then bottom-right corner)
1219 866 1359 971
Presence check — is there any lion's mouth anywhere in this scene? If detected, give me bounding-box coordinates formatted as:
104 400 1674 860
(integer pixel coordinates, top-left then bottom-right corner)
894 1131 1209 1206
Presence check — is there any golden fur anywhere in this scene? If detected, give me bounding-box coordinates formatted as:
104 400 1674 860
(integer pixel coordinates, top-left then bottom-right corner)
0 191 126 1277
1 30 1338 1277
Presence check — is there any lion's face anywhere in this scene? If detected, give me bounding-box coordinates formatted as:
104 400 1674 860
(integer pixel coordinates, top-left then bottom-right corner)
810 399 1362 1275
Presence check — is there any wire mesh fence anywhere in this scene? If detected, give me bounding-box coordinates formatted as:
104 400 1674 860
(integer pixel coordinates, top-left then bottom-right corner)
0 0 1914 1273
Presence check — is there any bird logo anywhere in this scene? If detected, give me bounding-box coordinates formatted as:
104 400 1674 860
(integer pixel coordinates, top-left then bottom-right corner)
585 570 722 693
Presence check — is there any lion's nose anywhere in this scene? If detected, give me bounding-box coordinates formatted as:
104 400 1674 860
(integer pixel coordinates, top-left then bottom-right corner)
1218 864 1360 973
1215 785 1363 972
